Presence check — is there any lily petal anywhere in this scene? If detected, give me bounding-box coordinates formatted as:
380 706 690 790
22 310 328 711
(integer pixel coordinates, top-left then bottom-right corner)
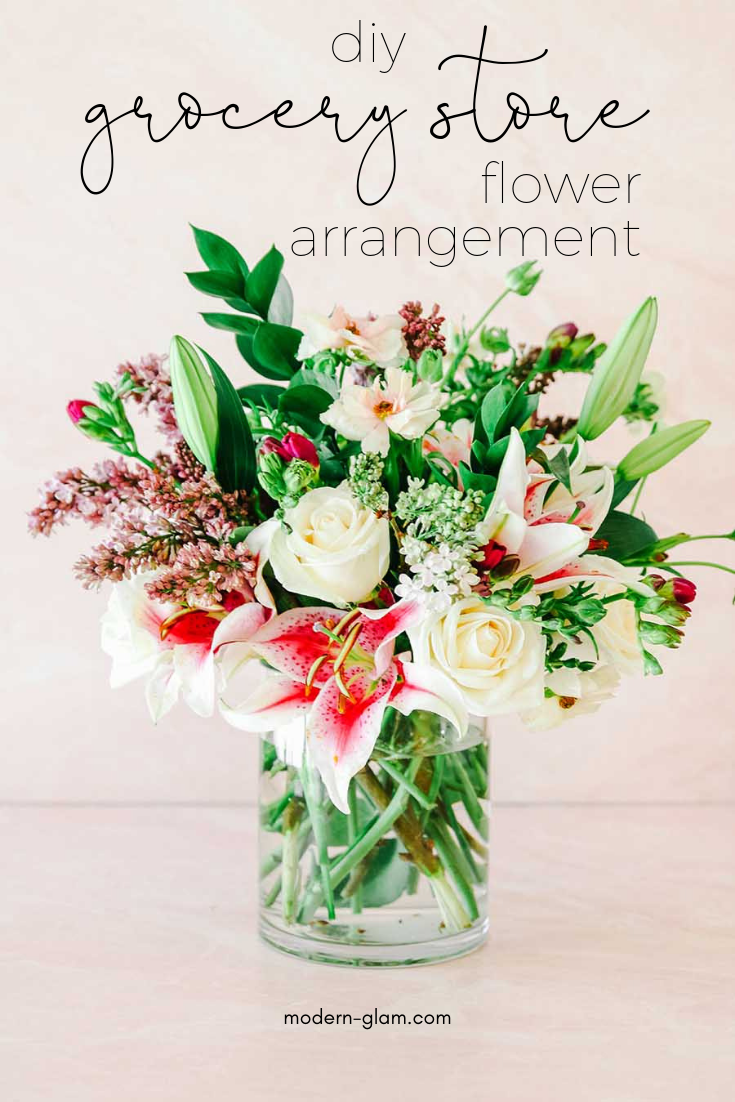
220 666 311 732
307 667 397 813
248 606 338 684
517 522 589 577
390 659 469 741
359 599 424 675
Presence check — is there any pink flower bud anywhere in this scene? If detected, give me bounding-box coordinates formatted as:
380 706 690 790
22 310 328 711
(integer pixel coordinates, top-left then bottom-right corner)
281 432 319 467
260 432 319 468
547 322 578 346
672 578 697 605
67 399 96 425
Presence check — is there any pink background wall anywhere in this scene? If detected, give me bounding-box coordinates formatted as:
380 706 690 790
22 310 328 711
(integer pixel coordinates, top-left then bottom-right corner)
4 0 734 803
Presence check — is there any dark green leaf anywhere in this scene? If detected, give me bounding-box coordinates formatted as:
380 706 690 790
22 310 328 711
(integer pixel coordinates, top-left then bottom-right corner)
479 384 510 442
185 269 245 299
495 384 539 440
548 448 572 493
236 333 260 370
190 225 249 279
279 385 334 436
246 246 284 319
458 462 497 494
201 312 261 335
612 476 638 508
593 509 658 561
237 383 285 409
199 348 256 492
252 322 301 381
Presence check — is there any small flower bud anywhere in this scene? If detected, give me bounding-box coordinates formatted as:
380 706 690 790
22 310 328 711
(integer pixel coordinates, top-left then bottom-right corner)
281 432 319 468
67 399 97 425
480 326 511 354
546 323 578 364
416 348 444 383
505 260 542 297
481 540 507 570
672 578 697 605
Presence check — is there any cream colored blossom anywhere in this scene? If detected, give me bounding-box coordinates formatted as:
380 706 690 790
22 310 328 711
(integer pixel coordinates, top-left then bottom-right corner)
269 484 390 605
408 596 546 717
321 367 442 456
298 306 407 368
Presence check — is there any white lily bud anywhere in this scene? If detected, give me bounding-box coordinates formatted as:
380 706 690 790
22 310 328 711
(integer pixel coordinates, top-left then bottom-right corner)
169 335 218 470
617 419 710 480
577 297 658 440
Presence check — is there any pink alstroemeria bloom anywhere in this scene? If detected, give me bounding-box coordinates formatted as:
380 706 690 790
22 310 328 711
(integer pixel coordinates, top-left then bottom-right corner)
220 600 468 812
479 428 630 592
101 573 269 722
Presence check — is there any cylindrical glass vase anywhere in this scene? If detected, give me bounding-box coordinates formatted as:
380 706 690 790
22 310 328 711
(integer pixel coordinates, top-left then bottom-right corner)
258 711 489 967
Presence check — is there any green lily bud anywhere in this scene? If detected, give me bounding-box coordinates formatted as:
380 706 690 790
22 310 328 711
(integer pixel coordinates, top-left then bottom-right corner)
416 348 444 383
617 419 710 480
638 619 683 648
480 326 511 353
577 297 658 440
169 336 218 471
505 260 542 297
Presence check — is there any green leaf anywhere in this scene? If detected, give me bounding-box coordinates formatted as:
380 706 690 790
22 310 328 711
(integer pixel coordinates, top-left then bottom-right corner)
185 269 245 299
252 322 301 381
279 385 334 436
479 384 510 442
357 839 412 908
237 383 285 409
201 312 261 335
611 475 638 508
548 448 572 493
246 246 284 319
494 383 539 440
288 367 339 397
199 348 256 492
236 333 260 371
190 225 249 278
458 462 497 495
593 509 658 561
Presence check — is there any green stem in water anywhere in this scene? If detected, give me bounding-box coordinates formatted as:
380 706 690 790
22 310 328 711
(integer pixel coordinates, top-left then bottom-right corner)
427 818 479 923
300 760 336 920
380 759 436 810
347 782 363 915
452 756 488 839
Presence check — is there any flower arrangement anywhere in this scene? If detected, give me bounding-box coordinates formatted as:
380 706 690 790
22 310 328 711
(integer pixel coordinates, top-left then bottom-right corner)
30 227 732 964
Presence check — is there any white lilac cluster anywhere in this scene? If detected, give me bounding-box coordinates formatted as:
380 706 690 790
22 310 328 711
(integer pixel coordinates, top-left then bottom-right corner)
394 478 486 612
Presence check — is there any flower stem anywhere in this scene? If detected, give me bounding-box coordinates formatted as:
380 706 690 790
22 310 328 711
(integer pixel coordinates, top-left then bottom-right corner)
347 782 363 914
452 756 488 839
300 760 336 920
427 818 479 922
666 560 735 576
444 290 510 389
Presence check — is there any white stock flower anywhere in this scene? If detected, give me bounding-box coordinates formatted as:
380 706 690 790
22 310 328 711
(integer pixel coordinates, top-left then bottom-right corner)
298 306 407 368
269 484 390 605
321 367 442 457
591 581 645 675
408 595 546 717
522 663 621 731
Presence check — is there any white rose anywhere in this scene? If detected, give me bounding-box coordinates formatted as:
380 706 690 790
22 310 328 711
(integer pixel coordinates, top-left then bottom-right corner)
591 581 644 675
269 484 390 606
409 596 546 716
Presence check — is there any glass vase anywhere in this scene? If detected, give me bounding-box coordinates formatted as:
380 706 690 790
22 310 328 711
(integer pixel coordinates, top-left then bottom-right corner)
258 710 489 967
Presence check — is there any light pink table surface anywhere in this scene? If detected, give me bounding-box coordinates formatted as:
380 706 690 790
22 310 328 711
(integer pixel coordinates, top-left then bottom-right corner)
2 805 733 1101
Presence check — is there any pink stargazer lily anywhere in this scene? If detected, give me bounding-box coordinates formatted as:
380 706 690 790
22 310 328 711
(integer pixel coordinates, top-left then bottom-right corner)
220 599 468 812
480 427 627 592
